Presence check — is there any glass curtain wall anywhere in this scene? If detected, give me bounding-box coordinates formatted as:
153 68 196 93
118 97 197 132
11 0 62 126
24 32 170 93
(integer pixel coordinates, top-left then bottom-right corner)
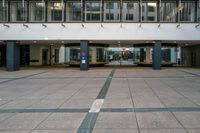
29 1 45 22
85 1 101 21
160 2 176 22
47 1 64 22
122 1 139 22
66 1 82 22
179 1 195 22
10 1 27 22
104 1 120 22
197 2 200 21
142 2 157 22
0 1 8 22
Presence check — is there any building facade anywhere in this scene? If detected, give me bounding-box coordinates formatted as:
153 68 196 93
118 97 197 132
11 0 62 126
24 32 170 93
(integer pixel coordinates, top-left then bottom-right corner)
0 0 200 70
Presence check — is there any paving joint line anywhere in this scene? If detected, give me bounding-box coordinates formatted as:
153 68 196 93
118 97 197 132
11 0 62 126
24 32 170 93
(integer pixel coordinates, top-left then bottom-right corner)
179 70 200 77
143 79 190 133
126 74 141 133
77 69 115 133
1 107 200 113
160 79 200 108
0 71 49 84
30 78 91 133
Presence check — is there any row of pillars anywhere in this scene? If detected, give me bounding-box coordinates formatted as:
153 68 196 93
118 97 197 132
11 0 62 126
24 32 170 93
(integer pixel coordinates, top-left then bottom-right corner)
80 40 162 71
4 40 161 71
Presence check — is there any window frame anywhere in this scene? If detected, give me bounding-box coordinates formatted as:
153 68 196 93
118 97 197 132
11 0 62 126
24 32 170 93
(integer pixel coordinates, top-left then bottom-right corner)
0 1 8 22
159 1 176 22
178 1 196 22
85 1 102 22
47 1 65 22
66 1 82 22
122 1 139 22
103 1 120 22
29 1 46 22
10 1 28 22
141 1 157 22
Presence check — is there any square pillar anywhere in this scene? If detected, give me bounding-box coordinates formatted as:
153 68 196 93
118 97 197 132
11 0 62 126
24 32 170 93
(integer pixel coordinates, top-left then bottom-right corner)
6 41 20 71
80 40 89 71
91 47 97 63
140 48 144 62
153 41 161 70
146 47 150 64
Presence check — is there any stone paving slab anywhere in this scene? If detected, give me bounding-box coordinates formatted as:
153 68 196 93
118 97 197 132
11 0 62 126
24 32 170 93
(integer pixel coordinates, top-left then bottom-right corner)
36 113 86 130
140 129 187 133
94 112 138 129
173 112 200 128
136 112 182 129
0 67 200 133
0 113 50 130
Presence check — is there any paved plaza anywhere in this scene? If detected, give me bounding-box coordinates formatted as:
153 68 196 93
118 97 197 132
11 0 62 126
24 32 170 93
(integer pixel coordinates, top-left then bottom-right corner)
0 67 200 133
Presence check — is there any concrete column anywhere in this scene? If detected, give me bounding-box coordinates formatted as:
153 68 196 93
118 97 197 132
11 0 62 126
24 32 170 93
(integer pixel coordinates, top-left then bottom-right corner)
65 47 70 62
146 47 150 64
91 47 97 63
59 46 65 64
140 48 144 62
6 41 20 71
80 40 89 71
153 41 162 70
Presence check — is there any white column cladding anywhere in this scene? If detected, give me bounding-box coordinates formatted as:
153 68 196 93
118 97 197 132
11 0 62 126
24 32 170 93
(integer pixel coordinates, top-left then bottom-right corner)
59 46 65 64
92 47 97 63
145 47 150 64
170 48 177 63
65 47 70 62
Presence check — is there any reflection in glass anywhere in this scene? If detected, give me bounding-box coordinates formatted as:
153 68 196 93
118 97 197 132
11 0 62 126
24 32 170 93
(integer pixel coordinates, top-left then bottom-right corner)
122 2 139 22
66 2 82 22
10 1 27 22
29 2 45 22
85 1 101 21
160 2 176 22
179 2 195 22
104 1 120 21
0 2 8 22
142 2 157 22
197 2 200 22
48 2 64 22
70 48 80 62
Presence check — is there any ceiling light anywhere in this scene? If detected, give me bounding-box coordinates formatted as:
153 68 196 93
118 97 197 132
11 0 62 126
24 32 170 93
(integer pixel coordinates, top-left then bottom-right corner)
3 23 10 28
42 23 47 28
61 23 66 28
23 23 29 28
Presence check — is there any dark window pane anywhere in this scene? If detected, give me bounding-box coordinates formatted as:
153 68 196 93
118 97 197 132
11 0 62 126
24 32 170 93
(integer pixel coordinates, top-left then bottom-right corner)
104 1 120 21
66 2 82 21
0 2 8 22
10 1 27 22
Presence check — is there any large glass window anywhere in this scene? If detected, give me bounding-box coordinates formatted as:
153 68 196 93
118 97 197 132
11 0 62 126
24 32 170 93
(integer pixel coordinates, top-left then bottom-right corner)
85 1 101 21
142 2 157 22
48 2 64 22
197 2 200 22
179 2 195 22
122 2 139 22
160 2 176 22
0 1 8 22
29 1 45 22
66 2 82 22
10 1 27 22
104 1 120 22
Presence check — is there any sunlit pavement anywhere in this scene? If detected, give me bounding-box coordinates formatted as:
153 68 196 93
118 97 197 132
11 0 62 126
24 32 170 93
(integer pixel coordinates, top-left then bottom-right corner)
0 67 200 133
